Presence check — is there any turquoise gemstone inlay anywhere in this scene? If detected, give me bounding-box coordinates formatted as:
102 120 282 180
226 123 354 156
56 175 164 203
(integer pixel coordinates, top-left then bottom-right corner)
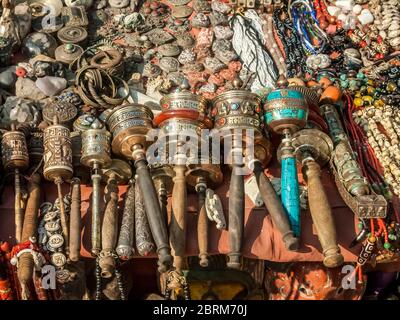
281 156 301 237
266 89 304 101
264 109 307 124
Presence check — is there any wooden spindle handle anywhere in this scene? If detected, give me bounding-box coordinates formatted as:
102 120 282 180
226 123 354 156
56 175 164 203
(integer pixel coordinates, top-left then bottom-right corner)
227 165 244 269
253 161 299 251
170 165 187 273
18 173 41 299
99 176 119 278
304 160 344 268
197 183 208 267
69 178 81 262
116 180 136 259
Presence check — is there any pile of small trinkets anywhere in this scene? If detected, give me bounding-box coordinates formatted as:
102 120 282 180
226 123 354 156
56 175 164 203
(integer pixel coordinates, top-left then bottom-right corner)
0 0 400 301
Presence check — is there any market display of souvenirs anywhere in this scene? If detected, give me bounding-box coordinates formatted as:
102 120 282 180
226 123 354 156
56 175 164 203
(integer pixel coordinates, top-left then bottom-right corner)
0 0 400 301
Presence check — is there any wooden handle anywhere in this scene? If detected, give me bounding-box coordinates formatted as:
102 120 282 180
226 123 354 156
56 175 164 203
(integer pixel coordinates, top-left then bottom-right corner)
228 165 244 269
304 161 344 268
135 181 155 256
135 158 172 273
116 180 135 259
253 161 299 251
69 178 81 262
99 175 119 278
197 183 208 267
170 165 187 272
18 173 41 299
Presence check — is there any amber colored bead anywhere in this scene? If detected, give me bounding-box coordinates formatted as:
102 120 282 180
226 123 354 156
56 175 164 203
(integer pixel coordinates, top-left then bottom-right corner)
318 77 332 88
320 85 342 103
307 80 318 87
373 99 385 108
362 95 374 106
354 97 364 107
367 86 375 95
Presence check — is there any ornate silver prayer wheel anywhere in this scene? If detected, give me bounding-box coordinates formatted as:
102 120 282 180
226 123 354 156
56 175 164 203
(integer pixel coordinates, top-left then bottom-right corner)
81 128 112 256
43 116 73 253
2 127 29 243
212 79 263 269
291 129 344 268
107 104 173 273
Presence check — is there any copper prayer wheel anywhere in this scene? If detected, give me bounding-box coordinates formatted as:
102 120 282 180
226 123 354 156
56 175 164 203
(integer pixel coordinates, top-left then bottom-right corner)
81 128 112 256
211 79 263 269
107 104 173 273
43 116 73 253
291 129 344 268
1 126 29 243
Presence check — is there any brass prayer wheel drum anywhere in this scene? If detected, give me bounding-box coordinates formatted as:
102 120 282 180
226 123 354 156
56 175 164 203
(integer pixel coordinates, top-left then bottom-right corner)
263 89 308 135
160 90 208 115
1 131 29 171
107 104 154 158
43 123 73 182
81 129 112 169
212 88 263 139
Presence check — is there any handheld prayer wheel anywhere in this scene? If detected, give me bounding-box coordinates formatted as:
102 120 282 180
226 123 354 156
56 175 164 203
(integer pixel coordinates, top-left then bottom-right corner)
212 79 264 269
99 159 132 278
43 116 73 253
80 128 112 256
264 80 308 238
106 104 172 273
1 125 29 243
291 129 344 268
186 154 223 267
155 86 211 274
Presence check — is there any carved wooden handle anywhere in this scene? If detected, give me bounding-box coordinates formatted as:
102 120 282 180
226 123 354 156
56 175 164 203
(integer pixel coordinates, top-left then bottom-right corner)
170 165 187 272
135 181 155 256
18 173 41 298
116 180 135 259
228 165 244 269
99 176 119 278
304 160 344 268
253 161 299 251
135 158 172 273
69 178 81 262
197 183 208 267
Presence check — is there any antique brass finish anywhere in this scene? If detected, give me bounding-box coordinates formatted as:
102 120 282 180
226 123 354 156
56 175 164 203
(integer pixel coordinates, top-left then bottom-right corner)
1 124 29 243
43 116 73 253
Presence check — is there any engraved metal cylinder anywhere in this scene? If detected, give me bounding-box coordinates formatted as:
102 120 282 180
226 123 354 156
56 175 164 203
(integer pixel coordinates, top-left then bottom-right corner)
80 129 112 169
43 124 73 182
1 131 29 171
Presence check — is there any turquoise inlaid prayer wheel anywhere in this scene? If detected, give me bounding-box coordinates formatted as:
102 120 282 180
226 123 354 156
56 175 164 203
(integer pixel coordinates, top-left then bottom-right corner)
263 85 308 238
